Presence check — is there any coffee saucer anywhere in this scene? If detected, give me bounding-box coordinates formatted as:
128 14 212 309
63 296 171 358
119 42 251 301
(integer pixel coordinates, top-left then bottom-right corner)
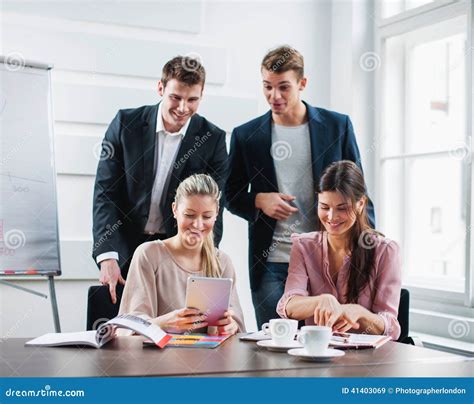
287 348 345 362
256 339 303 352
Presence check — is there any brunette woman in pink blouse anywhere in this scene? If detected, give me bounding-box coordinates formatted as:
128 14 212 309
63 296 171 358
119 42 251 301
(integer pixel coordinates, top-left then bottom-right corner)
277 161 401 340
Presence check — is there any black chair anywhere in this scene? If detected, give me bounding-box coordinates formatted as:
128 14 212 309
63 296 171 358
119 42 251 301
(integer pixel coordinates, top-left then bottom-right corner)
86 284 124 330
397 288 413 344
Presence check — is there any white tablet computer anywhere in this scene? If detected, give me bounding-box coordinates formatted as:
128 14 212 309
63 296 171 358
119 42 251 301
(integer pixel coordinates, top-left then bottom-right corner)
185 276 233 326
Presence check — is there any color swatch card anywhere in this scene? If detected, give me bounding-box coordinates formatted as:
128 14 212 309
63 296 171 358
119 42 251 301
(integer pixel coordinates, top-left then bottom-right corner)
144 333 231 349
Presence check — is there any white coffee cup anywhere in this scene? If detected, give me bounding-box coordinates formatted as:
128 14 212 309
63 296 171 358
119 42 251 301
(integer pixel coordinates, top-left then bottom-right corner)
297 325 332 355
262 319 298 345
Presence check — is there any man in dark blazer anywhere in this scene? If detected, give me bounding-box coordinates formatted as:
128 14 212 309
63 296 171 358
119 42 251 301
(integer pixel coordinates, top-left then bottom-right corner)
225 46 375 328
92 56 228 304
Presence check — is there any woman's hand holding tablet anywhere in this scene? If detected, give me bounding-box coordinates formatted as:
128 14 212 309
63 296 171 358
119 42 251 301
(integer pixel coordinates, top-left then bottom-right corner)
185 276 238 335
152 307 208 333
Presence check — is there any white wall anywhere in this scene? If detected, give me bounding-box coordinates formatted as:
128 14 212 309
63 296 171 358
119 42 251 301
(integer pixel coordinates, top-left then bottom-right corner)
329 0 376 198
0 0 336 337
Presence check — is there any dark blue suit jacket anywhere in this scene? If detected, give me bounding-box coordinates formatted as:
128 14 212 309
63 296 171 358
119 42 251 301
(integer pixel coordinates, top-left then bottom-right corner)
92 103 228 276
225 101 375 290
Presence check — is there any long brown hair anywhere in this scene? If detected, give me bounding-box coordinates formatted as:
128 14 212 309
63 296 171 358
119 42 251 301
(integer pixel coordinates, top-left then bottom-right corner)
317 161 381 303
174 174 221 278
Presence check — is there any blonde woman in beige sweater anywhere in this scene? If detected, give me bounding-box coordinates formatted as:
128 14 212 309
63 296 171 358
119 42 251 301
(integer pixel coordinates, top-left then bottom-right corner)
119 174 245 335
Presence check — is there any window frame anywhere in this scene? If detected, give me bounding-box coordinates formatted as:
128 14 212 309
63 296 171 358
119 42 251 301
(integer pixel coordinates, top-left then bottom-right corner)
374 0 473 318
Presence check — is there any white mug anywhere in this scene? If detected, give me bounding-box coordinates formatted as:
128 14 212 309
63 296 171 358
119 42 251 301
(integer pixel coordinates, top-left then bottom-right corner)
297 325 332 355
262 319 298 345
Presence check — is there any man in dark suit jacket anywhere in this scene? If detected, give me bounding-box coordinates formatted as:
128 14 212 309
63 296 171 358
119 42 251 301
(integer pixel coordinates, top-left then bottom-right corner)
225 46 375 328
92 56 228 304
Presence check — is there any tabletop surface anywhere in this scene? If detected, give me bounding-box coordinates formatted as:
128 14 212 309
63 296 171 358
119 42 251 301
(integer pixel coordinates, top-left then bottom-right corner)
1 336 472 377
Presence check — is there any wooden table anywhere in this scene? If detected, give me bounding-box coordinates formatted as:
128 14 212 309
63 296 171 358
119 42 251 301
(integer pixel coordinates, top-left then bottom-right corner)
1 336 471 377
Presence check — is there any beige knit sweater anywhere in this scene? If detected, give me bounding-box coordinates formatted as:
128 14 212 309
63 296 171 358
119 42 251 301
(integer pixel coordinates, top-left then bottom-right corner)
118 240 246 332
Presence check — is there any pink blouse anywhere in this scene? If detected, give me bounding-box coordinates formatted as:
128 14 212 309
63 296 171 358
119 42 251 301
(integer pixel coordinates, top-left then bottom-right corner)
277 231 402 340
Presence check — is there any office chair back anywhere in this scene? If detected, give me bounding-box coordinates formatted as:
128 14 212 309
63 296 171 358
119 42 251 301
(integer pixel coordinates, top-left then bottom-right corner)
86 285 124 330
397 288 410 342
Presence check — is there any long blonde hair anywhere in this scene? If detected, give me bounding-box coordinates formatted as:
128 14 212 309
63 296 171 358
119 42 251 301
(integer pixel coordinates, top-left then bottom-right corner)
174 174 222 278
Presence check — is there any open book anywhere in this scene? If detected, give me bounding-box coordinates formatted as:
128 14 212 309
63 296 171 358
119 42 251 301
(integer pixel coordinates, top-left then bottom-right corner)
330 332 391 349
25 314 171 349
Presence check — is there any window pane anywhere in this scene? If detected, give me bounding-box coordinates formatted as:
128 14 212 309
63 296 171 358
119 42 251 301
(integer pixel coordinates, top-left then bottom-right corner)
407 32 466 154
381 156 467 292
381 16 468 292
381 0 435 19
380 159 403 242
404 157 466 291
382 17 467 157
382 35 405 156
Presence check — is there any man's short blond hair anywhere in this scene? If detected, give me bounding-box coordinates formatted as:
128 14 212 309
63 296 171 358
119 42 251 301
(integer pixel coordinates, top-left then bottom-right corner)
261 45 304 79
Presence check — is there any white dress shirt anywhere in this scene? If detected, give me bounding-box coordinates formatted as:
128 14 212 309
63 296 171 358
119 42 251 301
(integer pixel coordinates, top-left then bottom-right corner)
96 103 191 264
